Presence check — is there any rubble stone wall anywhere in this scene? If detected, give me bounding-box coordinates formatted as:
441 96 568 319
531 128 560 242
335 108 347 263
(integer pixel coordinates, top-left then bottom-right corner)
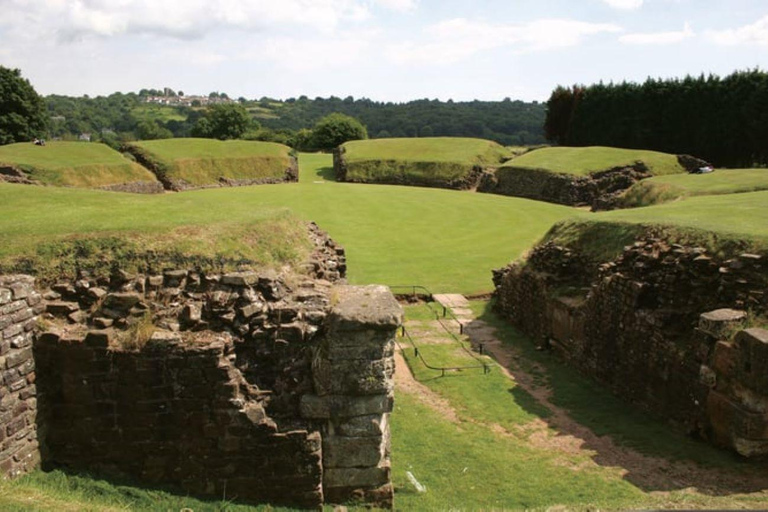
0 276 43 478
478 163 651 209
0 226 401 508
494 239 768 456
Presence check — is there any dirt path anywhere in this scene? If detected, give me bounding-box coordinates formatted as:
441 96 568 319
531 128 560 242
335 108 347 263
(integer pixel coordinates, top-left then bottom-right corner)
403 296 768 499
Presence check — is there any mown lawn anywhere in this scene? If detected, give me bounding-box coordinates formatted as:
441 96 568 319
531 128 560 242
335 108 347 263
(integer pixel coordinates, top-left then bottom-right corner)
0 153 577 294
0 141 157 187
509 145 685 176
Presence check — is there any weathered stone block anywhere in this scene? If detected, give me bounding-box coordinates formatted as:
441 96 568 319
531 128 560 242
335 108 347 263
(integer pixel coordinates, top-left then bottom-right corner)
699 309 747 339
221 272 259 287
104 292 141 311
323 435 385 468
0 289 10 306
313 357 394 396
336 413 387 438
326 285 403 333
45 301 80 317
323 462 390 489
300 393 393 419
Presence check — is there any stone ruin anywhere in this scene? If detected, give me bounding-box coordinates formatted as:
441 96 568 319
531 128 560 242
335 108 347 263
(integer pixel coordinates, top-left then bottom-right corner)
493 238 768 457
0 223 401 509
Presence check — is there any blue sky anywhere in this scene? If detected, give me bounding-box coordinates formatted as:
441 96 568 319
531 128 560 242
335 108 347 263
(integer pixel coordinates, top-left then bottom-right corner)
0 0 766 101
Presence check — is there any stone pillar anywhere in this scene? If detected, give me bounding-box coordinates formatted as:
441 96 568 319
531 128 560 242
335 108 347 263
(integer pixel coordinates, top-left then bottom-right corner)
0 275 43 478
300 285 402 509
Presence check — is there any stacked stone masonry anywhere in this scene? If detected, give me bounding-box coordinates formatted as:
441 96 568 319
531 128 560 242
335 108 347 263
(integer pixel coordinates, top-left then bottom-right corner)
494 239 768 457
0 275 43 478
0 226 401 509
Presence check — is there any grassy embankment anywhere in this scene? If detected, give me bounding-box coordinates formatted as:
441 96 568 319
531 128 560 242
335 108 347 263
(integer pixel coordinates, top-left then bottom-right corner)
616 168 768 208
0 142 158 188
126 138 294 187
339 137 510 185
508 145 685 176
0 153 576 292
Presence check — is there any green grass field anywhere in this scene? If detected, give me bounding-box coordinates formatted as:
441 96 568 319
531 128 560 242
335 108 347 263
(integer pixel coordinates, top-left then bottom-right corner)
510 146 685 176
0 142 158 188
0 153 576 293
339 137 511 185
618 168 768 208
130 104 187 123
127 138 294 187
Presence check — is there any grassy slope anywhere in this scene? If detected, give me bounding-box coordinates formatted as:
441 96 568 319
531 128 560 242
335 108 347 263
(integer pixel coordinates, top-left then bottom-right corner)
0 153 576 294
618 168 768 208
0 142 157 187
509 146 684 176
129 138 293 186
343 137 510 165
341 137 511 183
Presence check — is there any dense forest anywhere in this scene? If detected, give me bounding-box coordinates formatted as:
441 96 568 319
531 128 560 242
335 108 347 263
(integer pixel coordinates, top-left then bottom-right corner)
545 69 768 167
43 92 546 148
258 96 545 146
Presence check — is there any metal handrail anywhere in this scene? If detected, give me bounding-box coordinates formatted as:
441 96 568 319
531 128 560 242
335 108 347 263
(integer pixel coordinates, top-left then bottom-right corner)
389 284 490 376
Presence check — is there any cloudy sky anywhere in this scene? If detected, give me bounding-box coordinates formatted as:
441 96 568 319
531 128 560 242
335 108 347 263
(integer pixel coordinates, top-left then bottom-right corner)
1 0 766 101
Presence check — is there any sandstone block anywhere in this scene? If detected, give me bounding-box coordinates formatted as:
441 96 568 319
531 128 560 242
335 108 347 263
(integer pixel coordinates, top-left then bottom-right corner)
323 435 385 468
300 393 393 419
104 292 141 311
327 286 403 333
699 309 747 339
45 301 80 317
324 462 390 489
0 289 10 305
221 272 259 287
336 414 387 438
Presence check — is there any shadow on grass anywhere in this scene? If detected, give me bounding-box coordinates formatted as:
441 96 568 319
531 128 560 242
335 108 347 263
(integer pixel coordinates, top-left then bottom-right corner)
314 166 337 182
470 299 768 496
15 468 296 511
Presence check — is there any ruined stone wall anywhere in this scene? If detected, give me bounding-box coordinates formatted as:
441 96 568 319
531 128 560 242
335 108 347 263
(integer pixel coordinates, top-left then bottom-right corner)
477 163 651 209
494 240 768 456
35 329 325 508
0 224 401 508
0 276 43 478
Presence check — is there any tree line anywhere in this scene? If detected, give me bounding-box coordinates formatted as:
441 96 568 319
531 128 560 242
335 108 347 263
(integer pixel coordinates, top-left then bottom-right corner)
544 69 768 167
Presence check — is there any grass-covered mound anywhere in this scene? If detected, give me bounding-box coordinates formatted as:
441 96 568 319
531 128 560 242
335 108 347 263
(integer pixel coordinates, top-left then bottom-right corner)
479 145 687 207
510 146 685 176
0 142 160 191
125 138 297 190
335 137 510 189
0 183 311 282
543 190 768 262
616 168 768 208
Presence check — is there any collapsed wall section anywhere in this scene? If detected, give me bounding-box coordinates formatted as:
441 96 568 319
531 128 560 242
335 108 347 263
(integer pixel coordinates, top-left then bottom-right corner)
494 240 768 456
477 163 651 209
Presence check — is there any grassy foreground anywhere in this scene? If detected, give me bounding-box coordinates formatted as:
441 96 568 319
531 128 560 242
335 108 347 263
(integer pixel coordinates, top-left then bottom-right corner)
339 137 510 185
618 168 768 208
0 153 576 293
127 138 294 187
0 142 157 188
510 146 685 176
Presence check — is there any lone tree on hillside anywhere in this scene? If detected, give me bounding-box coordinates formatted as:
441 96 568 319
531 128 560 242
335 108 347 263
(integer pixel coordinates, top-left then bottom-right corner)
0 67 48 145
191 103 255 140
312 113 368 150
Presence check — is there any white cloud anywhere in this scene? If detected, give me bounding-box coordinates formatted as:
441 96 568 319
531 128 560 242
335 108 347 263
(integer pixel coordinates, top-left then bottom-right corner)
0 0 374 42
374 0 418 13
620 22 694 44
602 0 643 10
386 18 623 65
258 30 379 71
706 16 768 46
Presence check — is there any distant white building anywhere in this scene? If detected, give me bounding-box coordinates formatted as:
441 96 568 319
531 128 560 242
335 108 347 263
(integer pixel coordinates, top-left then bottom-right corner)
79 133 91 142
